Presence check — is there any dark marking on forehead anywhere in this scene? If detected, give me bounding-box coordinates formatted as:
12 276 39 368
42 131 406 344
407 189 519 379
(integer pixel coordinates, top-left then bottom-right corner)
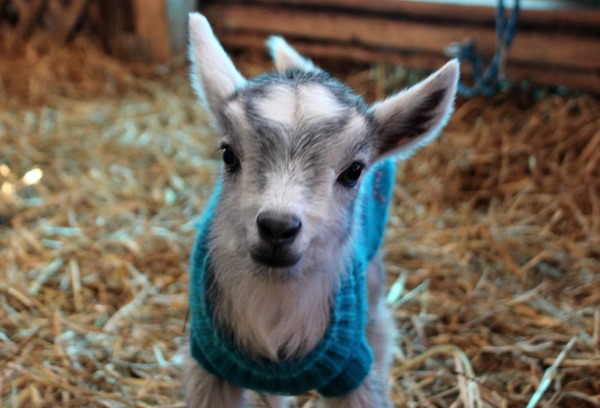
249 114 351 179
217 68 377 191
226 68 368 113
217 108 236 140
241 75 356 160
217 67 371 142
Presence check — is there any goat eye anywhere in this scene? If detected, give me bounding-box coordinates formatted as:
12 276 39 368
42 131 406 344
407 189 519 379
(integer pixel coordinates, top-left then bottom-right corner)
337 162 364 188
221 145 240 171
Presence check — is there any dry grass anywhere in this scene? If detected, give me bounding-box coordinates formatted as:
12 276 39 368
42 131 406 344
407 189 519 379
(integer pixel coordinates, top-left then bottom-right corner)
1 37 599 408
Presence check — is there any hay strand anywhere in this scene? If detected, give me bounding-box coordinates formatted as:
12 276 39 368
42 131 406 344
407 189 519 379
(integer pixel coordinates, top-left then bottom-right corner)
526 336 578 408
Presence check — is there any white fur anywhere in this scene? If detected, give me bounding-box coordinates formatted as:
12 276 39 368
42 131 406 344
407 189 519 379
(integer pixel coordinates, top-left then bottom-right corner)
214 261 337 360
222 99 251 141
189 14 246 116
333 112 372 165
255 85 297 128
185 12 459 408
298 83 348 125
267 36 316 73
254 83 348 130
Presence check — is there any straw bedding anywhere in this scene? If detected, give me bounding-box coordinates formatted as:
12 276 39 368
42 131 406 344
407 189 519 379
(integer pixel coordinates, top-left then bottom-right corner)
0 38 598 407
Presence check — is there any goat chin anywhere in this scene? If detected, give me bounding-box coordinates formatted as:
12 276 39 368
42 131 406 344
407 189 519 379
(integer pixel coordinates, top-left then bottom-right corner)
210 249 342 362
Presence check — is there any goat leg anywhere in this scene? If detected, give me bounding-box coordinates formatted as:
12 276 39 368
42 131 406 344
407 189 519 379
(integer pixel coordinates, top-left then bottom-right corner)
184 352 246 408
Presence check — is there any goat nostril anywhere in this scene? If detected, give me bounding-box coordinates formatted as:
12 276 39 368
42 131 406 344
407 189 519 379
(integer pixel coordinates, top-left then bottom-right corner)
256 211 302 243
281 217 301 239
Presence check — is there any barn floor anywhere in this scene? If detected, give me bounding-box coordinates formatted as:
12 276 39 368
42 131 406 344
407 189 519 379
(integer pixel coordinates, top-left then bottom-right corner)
1 38 599 408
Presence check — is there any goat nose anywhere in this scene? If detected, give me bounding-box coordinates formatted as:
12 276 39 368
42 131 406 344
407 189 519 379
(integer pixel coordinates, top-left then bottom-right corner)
256 211 302 244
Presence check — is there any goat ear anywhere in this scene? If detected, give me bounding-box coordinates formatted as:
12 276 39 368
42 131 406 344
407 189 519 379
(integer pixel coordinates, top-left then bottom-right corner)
267 36 316 73
188 13 246 115
369 59 459 161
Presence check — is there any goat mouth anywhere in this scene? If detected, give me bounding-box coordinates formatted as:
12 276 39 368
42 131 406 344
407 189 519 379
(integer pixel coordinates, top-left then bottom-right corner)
249 249 301 268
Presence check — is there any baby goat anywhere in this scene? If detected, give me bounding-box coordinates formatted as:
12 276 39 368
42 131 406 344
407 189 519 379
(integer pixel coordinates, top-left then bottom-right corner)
185 13 459 408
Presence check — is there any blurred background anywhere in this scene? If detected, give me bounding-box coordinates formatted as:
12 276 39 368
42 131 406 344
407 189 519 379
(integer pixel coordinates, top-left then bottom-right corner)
0 0 598 407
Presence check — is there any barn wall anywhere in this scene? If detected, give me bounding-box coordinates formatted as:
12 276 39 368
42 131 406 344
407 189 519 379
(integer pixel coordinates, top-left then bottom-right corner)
201 0 600 92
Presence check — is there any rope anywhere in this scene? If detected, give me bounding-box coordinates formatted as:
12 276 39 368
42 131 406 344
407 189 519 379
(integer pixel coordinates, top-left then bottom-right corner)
445 0 521 98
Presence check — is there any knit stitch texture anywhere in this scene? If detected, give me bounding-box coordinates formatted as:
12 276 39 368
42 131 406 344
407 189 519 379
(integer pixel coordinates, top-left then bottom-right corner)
189 159 396 397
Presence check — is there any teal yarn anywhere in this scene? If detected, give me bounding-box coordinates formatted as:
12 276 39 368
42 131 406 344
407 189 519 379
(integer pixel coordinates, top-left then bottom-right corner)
189 159 396 397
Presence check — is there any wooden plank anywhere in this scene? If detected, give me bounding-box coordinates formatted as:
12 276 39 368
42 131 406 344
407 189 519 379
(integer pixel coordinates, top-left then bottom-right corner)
132 0 171 61
218 31 448 70
250 0 598 11
216 31 600 93
204 3 600 70
247 0 600 31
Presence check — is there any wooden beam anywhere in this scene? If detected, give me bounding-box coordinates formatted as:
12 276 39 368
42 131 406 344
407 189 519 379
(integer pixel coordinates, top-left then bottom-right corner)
216 31 600 93
130 0 197 61
248 0 600 31
204 3 600 71
132 0 172 61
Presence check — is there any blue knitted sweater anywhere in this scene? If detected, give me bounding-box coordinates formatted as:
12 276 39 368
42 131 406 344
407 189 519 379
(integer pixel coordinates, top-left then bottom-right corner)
189 159 396 397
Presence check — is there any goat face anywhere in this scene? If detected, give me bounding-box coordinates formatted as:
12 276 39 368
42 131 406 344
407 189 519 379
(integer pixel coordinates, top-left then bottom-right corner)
188 14 459 280
213 71 375 278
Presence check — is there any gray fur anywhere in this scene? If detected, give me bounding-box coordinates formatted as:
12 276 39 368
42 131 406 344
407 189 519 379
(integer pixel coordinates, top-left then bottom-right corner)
185 13 459 407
